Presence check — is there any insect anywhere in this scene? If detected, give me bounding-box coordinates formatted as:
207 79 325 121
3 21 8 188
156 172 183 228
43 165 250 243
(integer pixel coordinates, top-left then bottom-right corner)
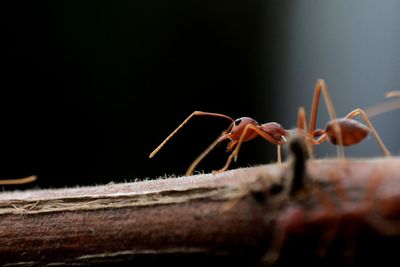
223 79 396 167
149 79 393 176
0 175 37 185
149 112 289 176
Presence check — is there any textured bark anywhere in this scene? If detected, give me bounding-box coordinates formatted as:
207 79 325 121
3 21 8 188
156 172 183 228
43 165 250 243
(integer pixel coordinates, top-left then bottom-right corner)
0 157 400 266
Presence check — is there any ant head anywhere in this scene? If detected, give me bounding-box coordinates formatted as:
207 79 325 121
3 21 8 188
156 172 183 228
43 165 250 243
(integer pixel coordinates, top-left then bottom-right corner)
230 117 259 133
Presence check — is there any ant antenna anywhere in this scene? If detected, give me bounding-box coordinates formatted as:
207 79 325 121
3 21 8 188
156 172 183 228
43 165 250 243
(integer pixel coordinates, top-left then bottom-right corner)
149 111 234 158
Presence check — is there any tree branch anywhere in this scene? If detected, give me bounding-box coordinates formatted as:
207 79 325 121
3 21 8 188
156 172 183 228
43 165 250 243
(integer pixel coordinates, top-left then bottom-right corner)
1 156 400 266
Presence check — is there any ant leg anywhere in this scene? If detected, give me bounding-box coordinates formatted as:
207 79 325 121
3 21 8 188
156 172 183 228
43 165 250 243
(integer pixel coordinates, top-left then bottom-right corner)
345 108 391 156
309 79 345 158
297 106 308 132
312 133 329 145
277 144 281 163
185 132 226 176
216 124 283 173
309 80 339 134
365 97 400 118
233 124 281 161
297 106 315 159
0 175 37 185
385 91 400 98
149 111 234 158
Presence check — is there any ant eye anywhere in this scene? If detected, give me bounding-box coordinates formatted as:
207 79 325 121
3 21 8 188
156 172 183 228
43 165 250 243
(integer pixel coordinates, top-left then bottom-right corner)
234 119 242 125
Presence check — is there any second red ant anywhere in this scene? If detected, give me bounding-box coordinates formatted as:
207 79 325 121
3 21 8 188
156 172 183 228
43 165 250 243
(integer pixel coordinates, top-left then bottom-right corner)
150 79 393 175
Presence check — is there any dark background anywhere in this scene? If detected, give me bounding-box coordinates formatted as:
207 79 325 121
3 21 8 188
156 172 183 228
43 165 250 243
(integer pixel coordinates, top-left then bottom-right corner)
2 1 400 188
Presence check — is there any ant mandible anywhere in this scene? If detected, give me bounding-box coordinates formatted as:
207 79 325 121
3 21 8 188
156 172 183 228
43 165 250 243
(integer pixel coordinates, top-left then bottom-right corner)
149 79 392 175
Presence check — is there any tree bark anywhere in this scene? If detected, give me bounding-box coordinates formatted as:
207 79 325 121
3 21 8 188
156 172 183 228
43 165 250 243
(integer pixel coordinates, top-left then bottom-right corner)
1 157 400 266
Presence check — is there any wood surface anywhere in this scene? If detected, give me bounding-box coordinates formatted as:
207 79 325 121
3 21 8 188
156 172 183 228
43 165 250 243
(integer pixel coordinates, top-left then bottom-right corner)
1 152 400 266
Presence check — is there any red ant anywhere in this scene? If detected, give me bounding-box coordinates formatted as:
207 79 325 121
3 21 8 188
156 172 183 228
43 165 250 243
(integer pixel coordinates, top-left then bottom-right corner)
149 79 392 175
149 112 289 175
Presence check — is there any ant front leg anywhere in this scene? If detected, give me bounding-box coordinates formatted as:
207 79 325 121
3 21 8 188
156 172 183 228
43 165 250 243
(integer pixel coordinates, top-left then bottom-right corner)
185 131 228 176
216 124 284 173
309 79 344 158
345 108 391 156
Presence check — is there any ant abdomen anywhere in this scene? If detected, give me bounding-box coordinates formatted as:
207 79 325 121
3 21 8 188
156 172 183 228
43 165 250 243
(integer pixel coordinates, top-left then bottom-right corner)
326 118 369 146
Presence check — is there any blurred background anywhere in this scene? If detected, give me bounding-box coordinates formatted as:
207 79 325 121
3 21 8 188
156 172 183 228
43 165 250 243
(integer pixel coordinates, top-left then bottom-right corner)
1 0 400 188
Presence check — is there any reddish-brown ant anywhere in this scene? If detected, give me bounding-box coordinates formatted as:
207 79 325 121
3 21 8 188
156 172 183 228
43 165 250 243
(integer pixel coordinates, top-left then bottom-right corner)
149 79 392 175
149 112 289 175
211 79 392 171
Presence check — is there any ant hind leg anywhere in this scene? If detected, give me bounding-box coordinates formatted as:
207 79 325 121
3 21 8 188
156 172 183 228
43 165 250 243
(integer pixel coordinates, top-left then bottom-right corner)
297 106 315 159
